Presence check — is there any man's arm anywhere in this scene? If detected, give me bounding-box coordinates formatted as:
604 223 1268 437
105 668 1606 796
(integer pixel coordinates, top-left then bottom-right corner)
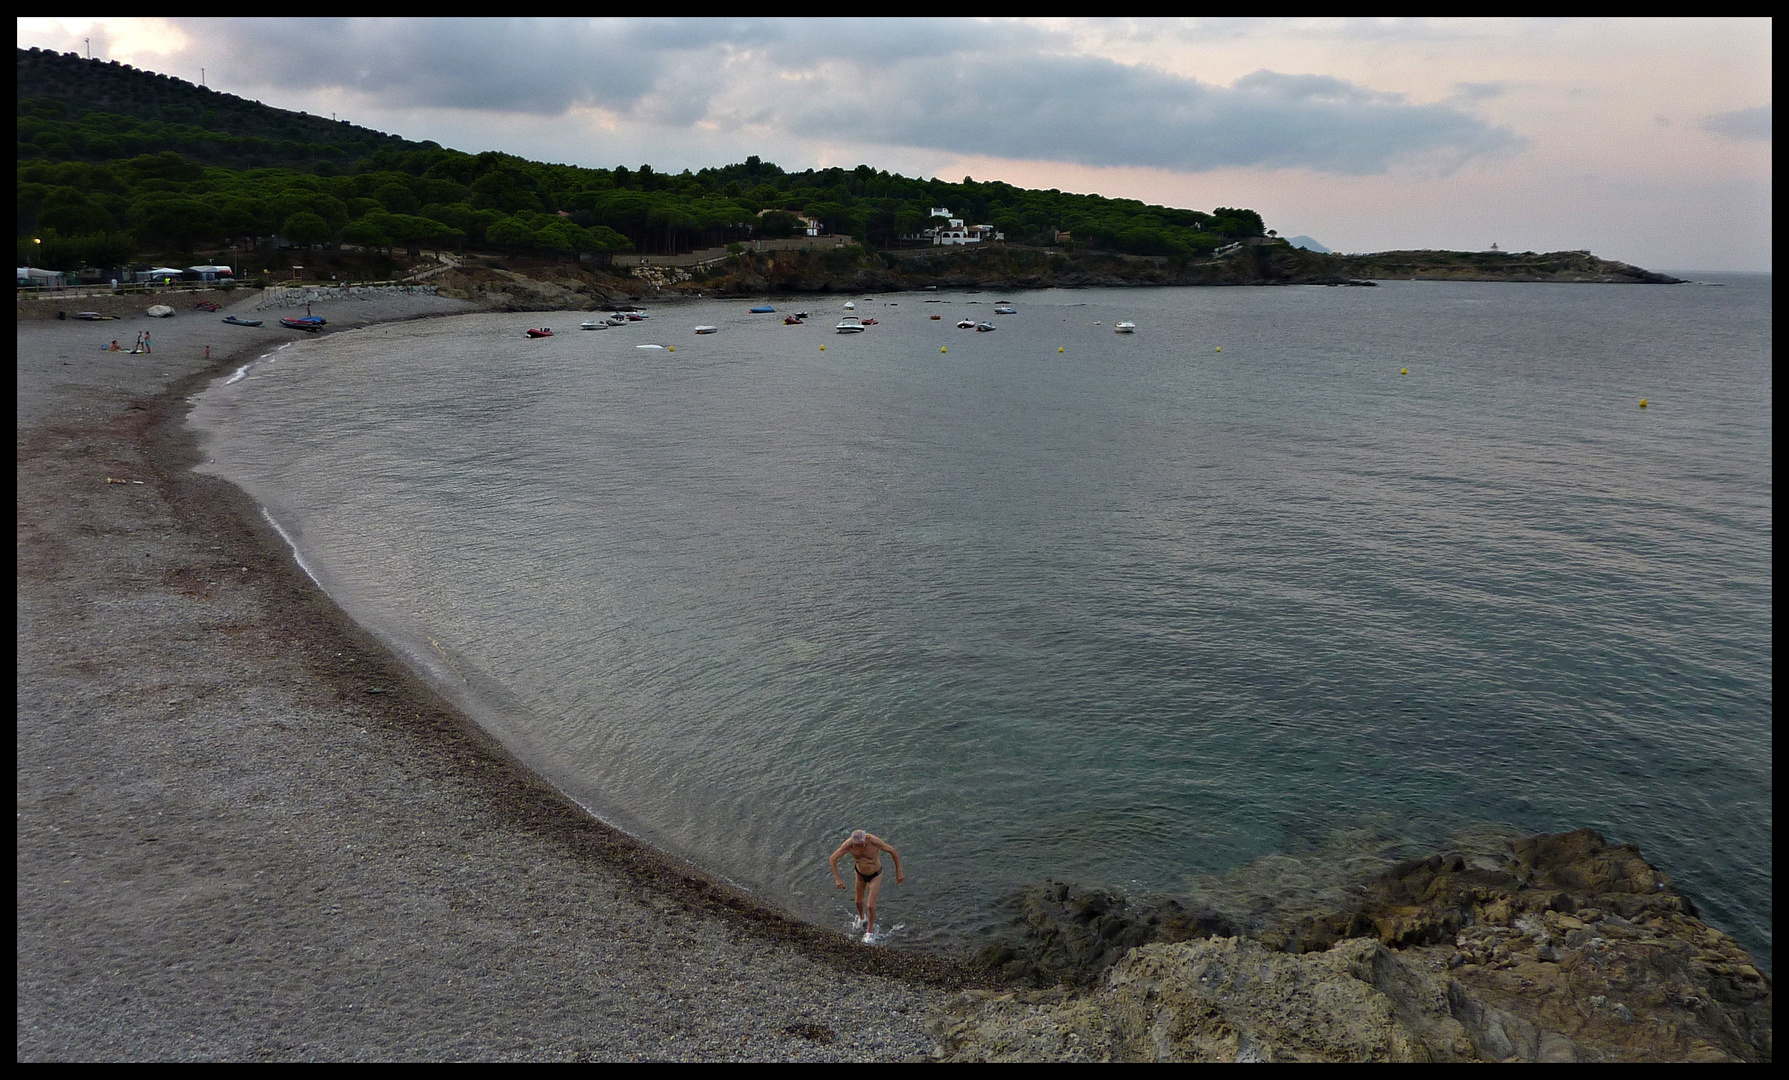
828 841 850 886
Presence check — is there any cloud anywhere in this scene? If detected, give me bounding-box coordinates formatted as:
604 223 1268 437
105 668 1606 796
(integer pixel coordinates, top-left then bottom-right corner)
57 17 1526 177
1699 104 1771 142
173 18 752 116
754 53 1524 176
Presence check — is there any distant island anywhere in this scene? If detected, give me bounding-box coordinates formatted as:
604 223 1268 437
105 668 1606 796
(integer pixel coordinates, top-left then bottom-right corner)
17 46 1684 303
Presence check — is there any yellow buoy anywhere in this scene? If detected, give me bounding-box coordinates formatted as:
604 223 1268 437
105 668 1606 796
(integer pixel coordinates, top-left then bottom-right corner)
942 346 947 353
820 345 825 351
1638 398 1648 408
1215 346 1222 353
667 346 674 352
1059 346 1065 352
1400 368 1407 375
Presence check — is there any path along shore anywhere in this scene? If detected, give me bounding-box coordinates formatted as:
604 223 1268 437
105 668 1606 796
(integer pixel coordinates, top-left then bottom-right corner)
17 290 971 1061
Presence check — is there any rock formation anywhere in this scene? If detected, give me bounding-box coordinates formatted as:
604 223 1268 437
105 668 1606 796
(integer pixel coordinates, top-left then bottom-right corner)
935 829 1769 1062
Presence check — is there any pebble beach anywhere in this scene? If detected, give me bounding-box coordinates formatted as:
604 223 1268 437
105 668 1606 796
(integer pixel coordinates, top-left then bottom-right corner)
16 288 974 1061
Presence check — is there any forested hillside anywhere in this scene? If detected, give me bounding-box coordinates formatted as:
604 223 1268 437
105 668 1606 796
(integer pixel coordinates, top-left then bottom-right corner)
18 47 1266 277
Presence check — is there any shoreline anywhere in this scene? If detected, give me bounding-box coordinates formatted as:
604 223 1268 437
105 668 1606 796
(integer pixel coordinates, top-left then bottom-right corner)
18 291 983 1061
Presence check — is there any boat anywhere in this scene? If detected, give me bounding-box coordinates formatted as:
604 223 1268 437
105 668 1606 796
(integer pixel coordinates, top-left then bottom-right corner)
71 311 116 320
579 318 609 330
1115 321 1136 334
694 325 719 334
783 315 804 325
835 316 866 334
792 311 810 319
930 315 942 320
957 319 976 329
975 322 997 332
636 344 666 350
222 315 263 326
624 311 649 321
750 304 776 313
861 318 878 325
526 327 554 338
994 305 1017 314
843 301 856 311
279 317 322 332
291 314 326 325
606 313 630 326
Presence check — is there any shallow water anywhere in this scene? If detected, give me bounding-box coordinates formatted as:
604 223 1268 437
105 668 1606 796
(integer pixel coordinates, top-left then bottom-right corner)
191 276 1772 972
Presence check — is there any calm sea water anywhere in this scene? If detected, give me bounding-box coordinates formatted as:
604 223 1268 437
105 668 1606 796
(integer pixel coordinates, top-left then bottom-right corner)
191 276 1772 970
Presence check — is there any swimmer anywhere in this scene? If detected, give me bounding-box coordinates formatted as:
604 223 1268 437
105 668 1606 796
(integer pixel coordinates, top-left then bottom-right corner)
829 829 903 940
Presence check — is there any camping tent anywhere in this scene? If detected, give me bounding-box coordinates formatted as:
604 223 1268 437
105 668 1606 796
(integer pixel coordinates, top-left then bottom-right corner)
187 264 234 281
17 266 65 287
136 267 184 283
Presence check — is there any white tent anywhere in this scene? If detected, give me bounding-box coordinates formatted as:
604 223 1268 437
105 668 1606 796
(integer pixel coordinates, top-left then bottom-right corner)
187 264 233 279
136 267 184 283
17 266 64 286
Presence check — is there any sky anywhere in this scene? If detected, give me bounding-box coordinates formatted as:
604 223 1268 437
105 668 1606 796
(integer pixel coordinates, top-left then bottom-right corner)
17 17 1773 272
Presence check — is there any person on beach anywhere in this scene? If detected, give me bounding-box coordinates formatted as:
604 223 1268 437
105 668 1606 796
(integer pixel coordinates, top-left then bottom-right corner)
143 330 151 354
133 331 144 352
829 829 903 941
106 340 121 351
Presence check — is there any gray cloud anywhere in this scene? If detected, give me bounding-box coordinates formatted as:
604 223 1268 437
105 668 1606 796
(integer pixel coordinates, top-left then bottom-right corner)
157 18 1523 175
762 53 1523 175
1699 104 1771 142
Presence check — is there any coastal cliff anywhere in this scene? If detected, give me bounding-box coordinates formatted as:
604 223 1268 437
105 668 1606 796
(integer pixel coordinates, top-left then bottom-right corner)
933 828 1769 1062
420 242 1681 308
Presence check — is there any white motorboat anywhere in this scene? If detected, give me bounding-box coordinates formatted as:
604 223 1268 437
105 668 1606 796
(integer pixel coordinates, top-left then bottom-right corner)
843 301 855 311
835 316 866 333
1115 321 1137 333
694 325 719 334
606 313 630 326
580 318 608 330
957 319 976 329
994 305 1017 314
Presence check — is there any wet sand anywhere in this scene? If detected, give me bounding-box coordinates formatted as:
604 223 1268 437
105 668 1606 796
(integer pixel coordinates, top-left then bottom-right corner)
17 289 978 1061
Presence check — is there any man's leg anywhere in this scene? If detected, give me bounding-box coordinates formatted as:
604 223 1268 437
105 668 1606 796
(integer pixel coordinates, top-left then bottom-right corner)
854 875 867 923
864 875 884 935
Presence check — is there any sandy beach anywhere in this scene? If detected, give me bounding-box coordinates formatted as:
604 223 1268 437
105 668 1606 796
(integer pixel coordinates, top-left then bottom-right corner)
17 288 975 1061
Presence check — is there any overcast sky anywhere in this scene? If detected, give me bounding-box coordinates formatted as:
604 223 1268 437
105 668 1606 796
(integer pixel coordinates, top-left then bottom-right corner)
17 17 1773 272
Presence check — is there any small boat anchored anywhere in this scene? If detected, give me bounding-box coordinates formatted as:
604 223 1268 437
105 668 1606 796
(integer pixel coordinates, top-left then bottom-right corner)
1114 321 1136 334
750 304 776 313
694 325 719 334
835 316 866 334
580 318 609 330
279 317 322 332
526 327 554 338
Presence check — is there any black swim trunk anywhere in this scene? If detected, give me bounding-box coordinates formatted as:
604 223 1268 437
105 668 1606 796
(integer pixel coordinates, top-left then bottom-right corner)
857 867 881 884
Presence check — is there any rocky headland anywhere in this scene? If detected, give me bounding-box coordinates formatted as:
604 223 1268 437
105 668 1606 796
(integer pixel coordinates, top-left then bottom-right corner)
935 827 1769 1062
402 241 1682 311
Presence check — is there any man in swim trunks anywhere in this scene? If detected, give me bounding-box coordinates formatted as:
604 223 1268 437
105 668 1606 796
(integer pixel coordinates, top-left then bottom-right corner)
829 829 903 940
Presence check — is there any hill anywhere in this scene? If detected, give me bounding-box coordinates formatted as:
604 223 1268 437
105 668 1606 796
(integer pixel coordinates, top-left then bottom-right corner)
17 47 1682 293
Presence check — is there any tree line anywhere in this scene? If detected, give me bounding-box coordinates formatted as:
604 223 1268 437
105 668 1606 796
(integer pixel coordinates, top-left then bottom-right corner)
17 47 1267 274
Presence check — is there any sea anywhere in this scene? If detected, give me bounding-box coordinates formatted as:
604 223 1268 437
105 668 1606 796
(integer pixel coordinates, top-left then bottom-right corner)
190 275 1772 972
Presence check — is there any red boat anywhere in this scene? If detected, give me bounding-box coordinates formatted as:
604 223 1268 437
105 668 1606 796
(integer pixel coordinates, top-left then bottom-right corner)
783 315 804 325
279 317 322 332
525 327 554 338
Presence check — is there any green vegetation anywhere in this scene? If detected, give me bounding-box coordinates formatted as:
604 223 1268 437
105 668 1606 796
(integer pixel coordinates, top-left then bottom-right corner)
17 47 1265 279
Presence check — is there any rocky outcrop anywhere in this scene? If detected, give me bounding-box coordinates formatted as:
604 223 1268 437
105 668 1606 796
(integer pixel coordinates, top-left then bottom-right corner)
937 829 1769 1062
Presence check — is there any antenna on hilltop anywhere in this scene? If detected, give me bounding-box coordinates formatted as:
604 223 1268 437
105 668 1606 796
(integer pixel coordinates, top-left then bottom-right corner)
85 38 91 60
